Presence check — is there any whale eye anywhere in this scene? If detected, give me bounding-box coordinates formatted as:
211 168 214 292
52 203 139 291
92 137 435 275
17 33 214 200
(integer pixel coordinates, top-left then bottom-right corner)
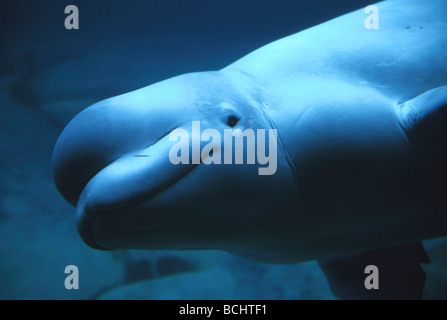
226 115 240 127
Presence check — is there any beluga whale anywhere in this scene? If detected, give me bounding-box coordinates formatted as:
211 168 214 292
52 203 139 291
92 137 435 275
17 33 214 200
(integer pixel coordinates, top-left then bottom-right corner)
52 0 447 299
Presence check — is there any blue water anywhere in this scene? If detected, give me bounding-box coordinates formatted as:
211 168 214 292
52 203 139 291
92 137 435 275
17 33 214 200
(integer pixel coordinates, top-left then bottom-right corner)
1 0 445 300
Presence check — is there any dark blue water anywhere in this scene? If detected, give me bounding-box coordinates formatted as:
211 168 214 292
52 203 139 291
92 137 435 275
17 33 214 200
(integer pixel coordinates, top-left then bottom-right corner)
1 0 445 300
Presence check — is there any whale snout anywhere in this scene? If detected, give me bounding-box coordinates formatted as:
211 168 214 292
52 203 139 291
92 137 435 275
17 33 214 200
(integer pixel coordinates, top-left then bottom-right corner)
51 97 203 250
73 131 198 249
52 72 237 207
52 98 179 207
51 106 118 207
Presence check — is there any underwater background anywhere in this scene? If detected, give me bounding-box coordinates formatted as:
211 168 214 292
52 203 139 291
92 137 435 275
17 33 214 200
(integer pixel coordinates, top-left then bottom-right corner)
1 0 446 300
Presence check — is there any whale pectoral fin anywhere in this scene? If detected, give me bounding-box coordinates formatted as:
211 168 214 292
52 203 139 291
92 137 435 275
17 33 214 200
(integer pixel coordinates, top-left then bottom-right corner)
318 242 430 300
399 85 447 142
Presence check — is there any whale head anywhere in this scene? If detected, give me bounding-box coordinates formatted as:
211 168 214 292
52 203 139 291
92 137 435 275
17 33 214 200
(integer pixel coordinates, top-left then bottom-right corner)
52 71 300 262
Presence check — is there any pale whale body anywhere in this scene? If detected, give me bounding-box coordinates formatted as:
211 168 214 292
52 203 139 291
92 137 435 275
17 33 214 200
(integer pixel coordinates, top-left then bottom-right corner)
53 0 447 299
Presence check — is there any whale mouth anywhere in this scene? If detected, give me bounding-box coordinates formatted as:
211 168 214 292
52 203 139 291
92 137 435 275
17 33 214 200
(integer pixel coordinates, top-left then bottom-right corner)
75 132 197 250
